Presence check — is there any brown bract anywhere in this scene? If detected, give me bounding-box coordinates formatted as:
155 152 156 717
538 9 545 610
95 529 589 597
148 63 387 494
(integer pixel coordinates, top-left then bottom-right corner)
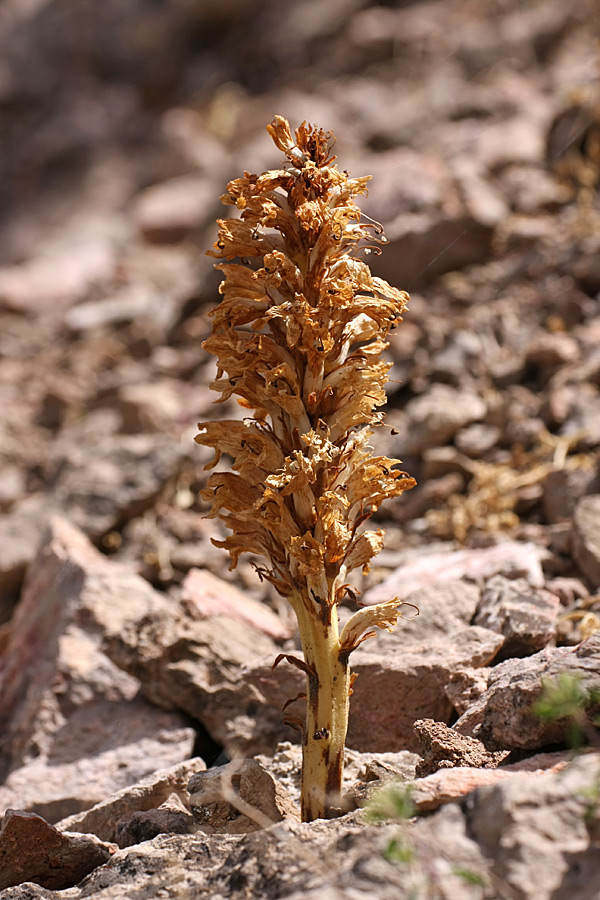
197 115 415 613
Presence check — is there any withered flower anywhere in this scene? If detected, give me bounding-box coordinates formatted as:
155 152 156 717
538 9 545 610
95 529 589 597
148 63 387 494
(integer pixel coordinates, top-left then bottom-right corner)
196 116 416 822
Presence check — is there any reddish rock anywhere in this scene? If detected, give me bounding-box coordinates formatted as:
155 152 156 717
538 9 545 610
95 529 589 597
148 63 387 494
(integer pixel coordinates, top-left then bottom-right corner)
0 809 113 891
543 468 598 523
0 465 26 513
374 212 494 290
105 599 281 758
116 380 184 433
0 701 195 823
348 622 501 753
466 753 600 900
444 667 491 716
413 719 506 778
411 750 571 813
0 495 56 599
0 518 195 801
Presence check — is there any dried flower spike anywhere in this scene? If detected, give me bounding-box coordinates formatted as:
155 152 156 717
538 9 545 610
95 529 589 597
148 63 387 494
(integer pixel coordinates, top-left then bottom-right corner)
196 116 416 821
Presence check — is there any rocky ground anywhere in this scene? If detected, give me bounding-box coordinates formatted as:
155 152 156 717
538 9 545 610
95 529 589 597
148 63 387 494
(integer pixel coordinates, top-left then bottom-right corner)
1 0 600 898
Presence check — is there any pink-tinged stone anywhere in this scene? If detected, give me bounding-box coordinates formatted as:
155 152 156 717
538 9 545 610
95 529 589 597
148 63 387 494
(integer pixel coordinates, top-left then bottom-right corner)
365 540 545 605
0 238 115 313
180 568 292 642
412 750 570 812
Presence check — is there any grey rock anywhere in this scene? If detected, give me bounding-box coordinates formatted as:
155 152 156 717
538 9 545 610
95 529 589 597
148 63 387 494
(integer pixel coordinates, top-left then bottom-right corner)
0 701 195 823
133 175 217 243
573 495 600 589
456 0 573 78
50 434 185 540
115 804 195 849
65 286 174 333
451 155 508 227
346 749 420 809
473 575 559 660
500 163 568 213
0 810 491 900
525 331 579 371
393 471 465 522
561 388 600 450
360 147 454 224
444 667 491 716
474 112 546 171
374 580 481 637
57 757 207 845
466 753 600 900
421 445 476 481
255 742 303 805
454 633 600 750
454 423 501 458
5 753 600 900
0 809 114 891
0 435 186 597
256 741 419 812
188 759 299 833
404 385 487 454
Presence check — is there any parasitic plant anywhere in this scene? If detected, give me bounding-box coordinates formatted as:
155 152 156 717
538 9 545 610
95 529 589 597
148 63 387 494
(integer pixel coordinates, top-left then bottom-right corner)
196 116 416 822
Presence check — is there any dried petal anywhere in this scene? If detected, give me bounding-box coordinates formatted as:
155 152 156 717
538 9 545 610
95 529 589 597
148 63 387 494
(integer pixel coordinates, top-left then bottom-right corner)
339 597 419 656
198 114 415 610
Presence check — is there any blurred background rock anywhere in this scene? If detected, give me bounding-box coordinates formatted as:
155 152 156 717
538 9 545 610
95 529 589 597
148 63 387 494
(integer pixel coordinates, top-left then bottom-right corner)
0 0 598 626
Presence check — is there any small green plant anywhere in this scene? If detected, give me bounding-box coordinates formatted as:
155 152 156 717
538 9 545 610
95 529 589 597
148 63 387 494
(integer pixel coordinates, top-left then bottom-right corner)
578 778 600 826
383 837 416 866
197 116 416 821
533 673 600 749
364 781 416 823
451 866 488 887
365 780 489 895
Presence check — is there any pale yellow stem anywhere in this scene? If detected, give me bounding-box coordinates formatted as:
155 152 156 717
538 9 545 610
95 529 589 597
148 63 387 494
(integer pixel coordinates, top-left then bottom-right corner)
293 595 352 821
